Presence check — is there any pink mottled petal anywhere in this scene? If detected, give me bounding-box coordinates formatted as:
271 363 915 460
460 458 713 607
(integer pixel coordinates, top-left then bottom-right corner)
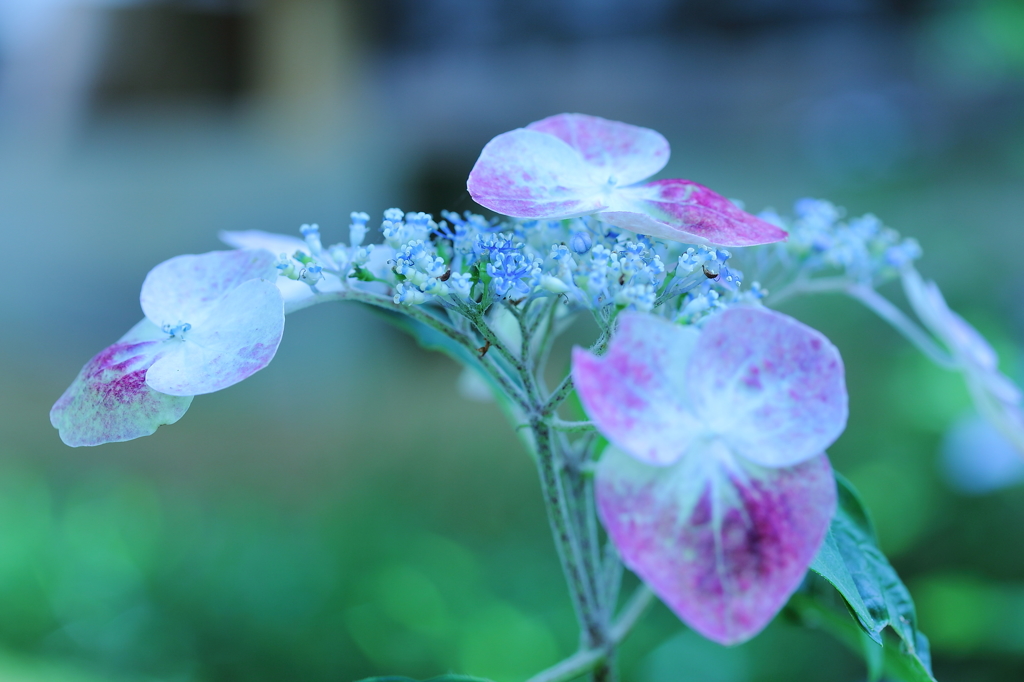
687 307 847 468
572 313 702 466
603 179 788 247
596 444 836 645
526 113 670 186
49 319 193 447
141 250 278 329
146 279 284 396
467 128 607 219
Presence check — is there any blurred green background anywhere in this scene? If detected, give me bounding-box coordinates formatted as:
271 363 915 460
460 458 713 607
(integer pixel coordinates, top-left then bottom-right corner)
2 0 1024 680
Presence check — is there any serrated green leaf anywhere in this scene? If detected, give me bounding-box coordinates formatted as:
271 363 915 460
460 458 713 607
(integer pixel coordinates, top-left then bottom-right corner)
789 593 935 682
809 474 935 681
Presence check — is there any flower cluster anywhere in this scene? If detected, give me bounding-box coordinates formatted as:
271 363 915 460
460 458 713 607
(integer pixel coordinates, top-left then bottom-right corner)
766 198 921 284
573 307 847 644
51 250 285 446
52 112 1006 662
467 113 787 247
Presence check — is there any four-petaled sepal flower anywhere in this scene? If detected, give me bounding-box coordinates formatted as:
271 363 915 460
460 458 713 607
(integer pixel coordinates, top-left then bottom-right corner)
50 250 285 446
467 113 788 247
573 307 848 644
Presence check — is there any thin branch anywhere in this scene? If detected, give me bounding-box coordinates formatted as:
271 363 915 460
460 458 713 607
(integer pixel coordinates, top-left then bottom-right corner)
305 289 533 409
525 584 656 682
610 584 655 642
552 419 596 433
846 285 958 370
765 275 850 305
765 277 958 370
532 422 604 647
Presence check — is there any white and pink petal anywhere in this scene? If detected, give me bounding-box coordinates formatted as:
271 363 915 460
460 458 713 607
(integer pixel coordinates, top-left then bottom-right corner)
526 113 670 186
140 250 278 328
604 179 788 247
467 128 608 220
50 319 193 447
687 307 848 468
572 313 702 466
596 444 836 645
145 279 285 396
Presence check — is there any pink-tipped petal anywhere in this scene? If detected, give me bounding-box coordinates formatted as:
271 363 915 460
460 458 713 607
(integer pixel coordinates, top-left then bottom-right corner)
467 128 607 219
596 444 836 645
687 307 847 468
572 313 702 466
50 319 193 447
604 179 788 247
145 279 284 396
526 113 670 186
141 250 278 329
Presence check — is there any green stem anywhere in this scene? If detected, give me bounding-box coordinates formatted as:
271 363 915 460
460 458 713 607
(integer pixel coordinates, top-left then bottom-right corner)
524 585 655 682
552 419 596 433
532 420 604 647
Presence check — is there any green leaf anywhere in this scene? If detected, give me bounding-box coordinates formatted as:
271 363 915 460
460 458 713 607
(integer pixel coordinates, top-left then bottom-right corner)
789 593 934 682
355 677 494 682
809 474 935 681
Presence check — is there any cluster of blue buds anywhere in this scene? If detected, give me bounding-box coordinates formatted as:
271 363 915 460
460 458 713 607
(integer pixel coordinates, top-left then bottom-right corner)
766 198 921 283
368 209 769 319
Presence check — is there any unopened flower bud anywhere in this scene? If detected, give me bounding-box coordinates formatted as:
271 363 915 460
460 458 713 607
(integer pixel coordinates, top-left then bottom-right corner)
570 231 593 254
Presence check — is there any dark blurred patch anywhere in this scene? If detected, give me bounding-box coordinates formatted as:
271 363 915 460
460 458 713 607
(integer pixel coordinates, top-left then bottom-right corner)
361 0 932 50
407 156 478 218
92 4 252 106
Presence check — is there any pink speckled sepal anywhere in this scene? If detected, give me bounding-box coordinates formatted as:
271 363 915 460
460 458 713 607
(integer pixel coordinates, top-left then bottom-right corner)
605 179 789 247
467 128 607 220
49 319 192 447
526 113 670 186
688 307 848 468
596 445 836 645
572 313 701 466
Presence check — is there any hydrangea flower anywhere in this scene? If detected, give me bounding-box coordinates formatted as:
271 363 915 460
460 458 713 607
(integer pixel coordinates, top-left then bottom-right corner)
902 269 1024 454
467 113 787 247
572 307 847 644
50 250 285 447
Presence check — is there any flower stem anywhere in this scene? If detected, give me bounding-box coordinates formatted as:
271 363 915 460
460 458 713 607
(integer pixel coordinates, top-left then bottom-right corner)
524 585 655 682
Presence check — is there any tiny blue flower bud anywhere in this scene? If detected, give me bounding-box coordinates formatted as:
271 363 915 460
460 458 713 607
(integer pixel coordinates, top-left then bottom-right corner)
300 223 323 254
570 231 593 254
299 263 323 286
349 211 370 247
